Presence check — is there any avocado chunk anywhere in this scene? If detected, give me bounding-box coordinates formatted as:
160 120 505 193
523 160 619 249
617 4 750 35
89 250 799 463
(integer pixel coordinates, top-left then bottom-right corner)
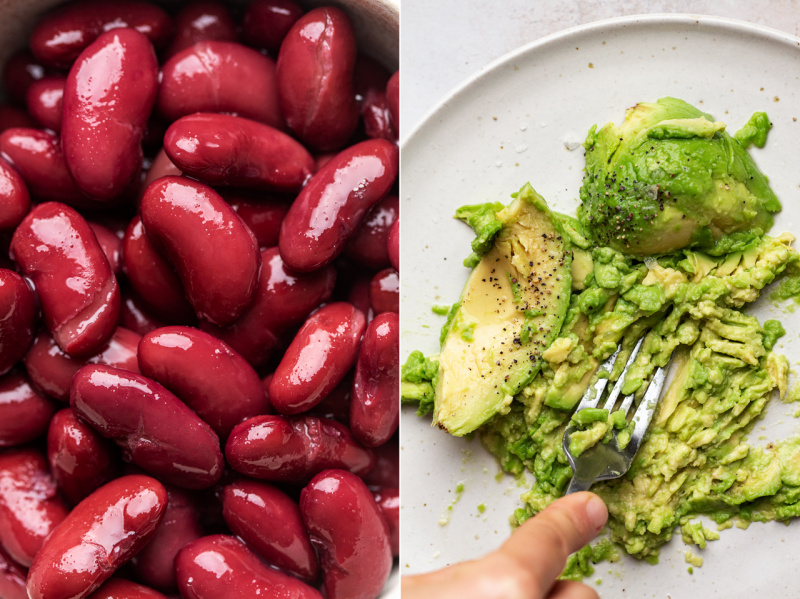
434 184 572 435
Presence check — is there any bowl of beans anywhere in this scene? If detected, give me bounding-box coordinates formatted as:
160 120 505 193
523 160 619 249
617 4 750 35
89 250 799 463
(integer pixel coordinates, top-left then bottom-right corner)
0 0 400 598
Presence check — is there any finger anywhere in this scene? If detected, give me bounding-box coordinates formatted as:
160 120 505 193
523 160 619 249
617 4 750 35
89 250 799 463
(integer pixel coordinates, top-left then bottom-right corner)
498 492 607 598
548 580 600 599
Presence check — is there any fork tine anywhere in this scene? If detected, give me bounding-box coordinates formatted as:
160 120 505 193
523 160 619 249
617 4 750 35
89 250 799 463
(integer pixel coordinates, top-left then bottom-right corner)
574 343 622 411
618 392 635 415
601 336 644 412
628 362 669 451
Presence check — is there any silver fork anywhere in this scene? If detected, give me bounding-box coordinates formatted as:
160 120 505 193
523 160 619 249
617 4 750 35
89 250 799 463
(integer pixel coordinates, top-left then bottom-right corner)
562 336 671 494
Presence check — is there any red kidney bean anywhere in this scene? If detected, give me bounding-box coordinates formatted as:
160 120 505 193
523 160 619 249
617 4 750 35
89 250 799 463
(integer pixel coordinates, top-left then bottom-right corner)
175 535 323 599
166 0 236 58
70 365 224 489
387 217 399 271
0 106 36 132
269 302 365 414
363 437 398 489
142 149 182 191
276 7 359 151
26 474 168 599
29 0 173 69
139 176 260 326
10 202 120 357
386 71 399 135
309 374 352 424
241 0 303 53
355 56 394 142
24 328 140 402
279 139 398 272
0 545 27 599
121 216 195 324
0 157 30 232
345 272 375 322
47 408 120 506
344 194 398 269
159 42 284 130
138 326 269 438
2 51 46 106
372 487 399 556
222 479 318 581
200 247 336 368
354 55 391 100
62 28 158 201
119 291 169 337
225 414 373 483
300 469 392 599
0 448 68 567
369 268 399 314
350 312 398 447
0 269 36 375
25 76 65 133
225 192 289 248
86 578 169 599
163 113 314 192
89 221 122 275
129 486 203 592
0 372 57 447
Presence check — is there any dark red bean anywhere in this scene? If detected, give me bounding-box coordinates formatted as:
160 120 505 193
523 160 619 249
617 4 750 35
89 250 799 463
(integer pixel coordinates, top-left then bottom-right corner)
373 487 399 556
2 51 46 106
0 269 36 375
241 0 303 53
62 28 158 200
89 222 122 275
344 194 398 269
276 7 358 151
387 217 399 271
159 41 284 130
0 448 68 567
26 475 168 599
222 479 318 581
70 365 224 489
346 272 375 322
355 57 394 142
350 312 399 447
309 374 352 424
369 268 399 314
200 247 336 368
0 372 57 447
47 408 120 506
278 139 398 272
0 544 27 599
166 0 236 57
300 470 392 599
25 76 65 133
119 291 169 337
10 202 120 357
163 113 314 192
30 0 173 69
269 302 365 414
139 176 261 326
0 106 36 132
24 328 140 402
0 158 30 232
129 486 203 592
138 326 269 438
386 70 399 136
362 438 398 489
224 191 289 248
225 414 373 483
86 578 169 599
141 148 181 190
175 535 323 599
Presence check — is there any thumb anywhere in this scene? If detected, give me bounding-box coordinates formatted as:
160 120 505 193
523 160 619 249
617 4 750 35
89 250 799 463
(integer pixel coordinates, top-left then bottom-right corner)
497 492 607 598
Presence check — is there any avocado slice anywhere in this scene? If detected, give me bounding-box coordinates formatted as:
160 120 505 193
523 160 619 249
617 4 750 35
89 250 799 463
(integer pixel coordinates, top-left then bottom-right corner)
434 184 572 435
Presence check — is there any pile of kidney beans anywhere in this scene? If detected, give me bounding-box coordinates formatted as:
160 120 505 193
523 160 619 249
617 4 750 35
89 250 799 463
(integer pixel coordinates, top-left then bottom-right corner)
0 1 400 598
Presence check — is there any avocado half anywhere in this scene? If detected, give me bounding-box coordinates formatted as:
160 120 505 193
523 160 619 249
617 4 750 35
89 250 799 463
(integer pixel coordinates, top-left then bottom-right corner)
434 184 572 435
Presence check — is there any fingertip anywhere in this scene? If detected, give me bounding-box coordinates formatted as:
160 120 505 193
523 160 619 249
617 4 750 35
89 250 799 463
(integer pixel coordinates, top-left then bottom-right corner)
583 492 608 532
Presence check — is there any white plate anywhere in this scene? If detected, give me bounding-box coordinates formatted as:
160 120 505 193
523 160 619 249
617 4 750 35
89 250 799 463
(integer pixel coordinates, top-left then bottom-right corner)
400 14 800 597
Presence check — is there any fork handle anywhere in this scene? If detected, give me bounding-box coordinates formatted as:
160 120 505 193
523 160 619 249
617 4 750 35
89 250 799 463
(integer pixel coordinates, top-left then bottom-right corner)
564 477 593 495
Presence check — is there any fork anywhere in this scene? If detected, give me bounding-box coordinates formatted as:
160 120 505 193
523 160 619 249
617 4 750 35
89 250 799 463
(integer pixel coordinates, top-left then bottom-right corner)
562 335 672 494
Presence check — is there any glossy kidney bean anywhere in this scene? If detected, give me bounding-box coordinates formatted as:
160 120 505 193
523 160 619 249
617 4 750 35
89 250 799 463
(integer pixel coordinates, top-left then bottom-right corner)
139 176 260 326
47 408 120 506
344 194 398 269
386 71 399 135
24 328 140 402
0 371 57 447
10 202 120 357
300 470 392 599
345 272 375 323
362 437 398 489
309 374 352 425
225 414 373 483
121 216 195 324
387 217 399 271
141 149 181 190
370 268 399 314
26 474 168 599
129 486 203 592
25 76 65 133
222 479 318 581
29 0 173 69
350 312 399 447
62 28 158 201
0 158 30 231
0 106 36 132
373 487 399 556
86 578 169 599
269 302 366 414
70 365 224 489
279 139 398 272
163 113 314 192
138 327 269 438
276 7 358 151
89 222 122 275
241 0 303 53
200 247 336 368
119 291 169 337
355 57 394 142
176 535 322 599
166 0 236 57
0 545 27 599
2 51 46 106
159 41 284 130
225 192 289 248
0 448 68 567
0 269 36 375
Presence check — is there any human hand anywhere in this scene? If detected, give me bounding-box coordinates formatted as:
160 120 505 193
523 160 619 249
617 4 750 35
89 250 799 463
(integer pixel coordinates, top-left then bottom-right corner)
401 491 608 599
